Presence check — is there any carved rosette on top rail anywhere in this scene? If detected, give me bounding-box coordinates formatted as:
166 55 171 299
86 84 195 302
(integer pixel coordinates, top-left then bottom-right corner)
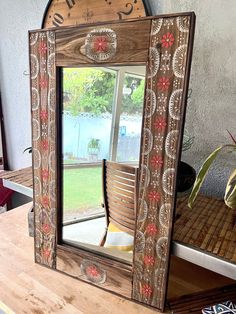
82 28 117 62
30 31 57 268
132 15 194 310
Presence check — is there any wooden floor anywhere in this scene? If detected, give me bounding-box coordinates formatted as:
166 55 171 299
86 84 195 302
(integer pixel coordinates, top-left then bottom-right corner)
0 203 235 313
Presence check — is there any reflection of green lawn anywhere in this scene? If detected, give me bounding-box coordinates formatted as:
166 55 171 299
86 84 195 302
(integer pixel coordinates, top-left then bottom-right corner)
63 167 102 213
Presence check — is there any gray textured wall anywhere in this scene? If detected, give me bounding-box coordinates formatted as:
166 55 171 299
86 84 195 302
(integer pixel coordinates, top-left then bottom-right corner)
150 0 236 197
0 0 235 197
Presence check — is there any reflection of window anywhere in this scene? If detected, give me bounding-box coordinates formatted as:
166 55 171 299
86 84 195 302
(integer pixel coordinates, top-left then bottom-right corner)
63 67 145 165
62 66 145 223
116 72 145 162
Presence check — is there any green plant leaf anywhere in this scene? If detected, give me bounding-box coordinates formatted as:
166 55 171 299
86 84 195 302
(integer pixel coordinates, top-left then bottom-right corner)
188 144 236 209
224 169 236 209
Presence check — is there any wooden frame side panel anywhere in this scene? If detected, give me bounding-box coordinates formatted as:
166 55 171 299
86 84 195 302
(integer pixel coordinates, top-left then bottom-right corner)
132 14 195 311
55 20 151 66
29 30 57 268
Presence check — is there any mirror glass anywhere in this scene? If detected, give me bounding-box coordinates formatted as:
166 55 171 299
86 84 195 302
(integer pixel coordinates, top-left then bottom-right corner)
61 65 146 262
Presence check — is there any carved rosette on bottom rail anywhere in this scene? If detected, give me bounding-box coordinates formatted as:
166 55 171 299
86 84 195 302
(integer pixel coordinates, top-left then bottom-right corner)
132 15 194 310
30 31 57 268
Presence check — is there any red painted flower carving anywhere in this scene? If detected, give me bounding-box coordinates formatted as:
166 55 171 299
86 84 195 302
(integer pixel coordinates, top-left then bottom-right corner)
154 117 167 131
42 223 51 234
39 78 48 89
41 140 49 151
151 155 164 169
42 248 51 258
141 284 153 297
157 77 170 91
144 255 155 266
40 110 48 122
148 191 161 202
42 195 50 207
93 36 108 52
38 42 47 55
161 32 175 48
146 223 158 236
86 265 99 278
41 169 49 181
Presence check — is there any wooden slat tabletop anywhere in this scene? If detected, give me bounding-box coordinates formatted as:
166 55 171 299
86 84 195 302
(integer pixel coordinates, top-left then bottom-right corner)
0 167 33 188
174 194 236 264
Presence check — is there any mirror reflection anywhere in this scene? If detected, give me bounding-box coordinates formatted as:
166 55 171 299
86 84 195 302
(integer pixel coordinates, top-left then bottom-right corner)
61 65 146 262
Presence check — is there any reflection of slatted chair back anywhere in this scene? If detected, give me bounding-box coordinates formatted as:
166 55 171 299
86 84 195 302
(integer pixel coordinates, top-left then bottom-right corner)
102 159 138 238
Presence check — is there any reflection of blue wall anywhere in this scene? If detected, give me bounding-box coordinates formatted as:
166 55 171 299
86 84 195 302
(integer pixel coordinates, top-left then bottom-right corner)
63 112 142 161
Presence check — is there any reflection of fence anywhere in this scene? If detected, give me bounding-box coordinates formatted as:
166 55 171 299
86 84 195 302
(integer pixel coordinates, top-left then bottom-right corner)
63 112 142 162
117 136 141 161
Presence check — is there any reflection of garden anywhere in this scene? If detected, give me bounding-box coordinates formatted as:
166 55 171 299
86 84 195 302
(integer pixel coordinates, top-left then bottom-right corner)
63 67 145 163
63 166 103 221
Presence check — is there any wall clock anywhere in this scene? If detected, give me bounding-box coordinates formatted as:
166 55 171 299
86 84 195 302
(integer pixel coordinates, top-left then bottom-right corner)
42 0 151 28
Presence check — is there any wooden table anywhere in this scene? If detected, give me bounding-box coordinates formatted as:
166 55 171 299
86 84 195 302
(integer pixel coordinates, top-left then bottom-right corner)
0 167 235 280
0 202 235 313
173 195 236 280
0 202 159 314
0 167 33 197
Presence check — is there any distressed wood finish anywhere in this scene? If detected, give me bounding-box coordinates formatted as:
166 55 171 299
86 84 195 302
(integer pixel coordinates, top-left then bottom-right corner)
132 14 196 311
55 20 151 66
29 31 57 268
30 14 196 311
42 0 148 29
57 245 133 298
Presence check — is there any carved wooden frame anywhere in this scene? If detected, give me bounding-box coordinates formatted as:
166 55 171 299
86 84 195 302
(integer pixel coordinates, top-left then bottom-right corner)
29 13 195 311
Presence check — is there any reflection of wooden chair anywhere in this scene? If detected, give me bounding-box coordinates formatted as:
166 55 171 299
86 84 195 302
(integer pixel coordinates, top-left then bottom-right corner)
100 159 139 246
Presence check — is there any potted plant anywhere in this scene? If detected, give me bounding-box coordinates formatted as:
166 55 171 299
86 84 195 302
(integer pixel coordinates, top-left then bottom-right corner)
177 132 196 195
87 138 101 161
188 131 236 209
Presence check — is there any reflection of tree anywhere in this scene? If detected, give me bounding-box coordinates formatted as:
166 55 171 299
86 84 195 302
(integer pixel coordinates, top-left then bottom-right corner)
63 68 145 115
122 76 145 114
63 68 115 115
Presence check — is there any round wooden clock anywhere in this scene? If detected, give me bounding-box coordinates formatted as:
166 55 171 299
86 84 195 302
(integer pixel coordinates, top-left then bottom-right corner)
42 0 150 28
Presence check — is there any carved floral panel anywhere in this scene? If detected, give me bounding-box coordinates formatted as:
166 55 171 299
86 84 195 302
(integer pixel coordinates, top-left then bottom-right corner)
132 15 194 310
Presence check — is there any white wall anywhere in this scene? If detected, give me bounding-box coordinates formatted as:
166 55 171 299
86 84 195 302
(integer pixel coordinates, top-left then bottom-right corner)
0 0 235 197
0 0 48 170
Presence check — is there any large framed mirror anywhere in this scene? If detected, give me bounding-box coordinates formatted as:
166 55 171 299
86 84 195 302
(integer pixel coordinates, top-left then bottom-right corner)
30 13 195 311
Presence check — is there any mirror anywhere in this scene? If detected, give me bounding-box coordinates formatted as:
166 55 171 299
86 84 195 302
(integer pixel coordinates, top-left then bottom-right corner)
61 65 146 263
30 14 195 311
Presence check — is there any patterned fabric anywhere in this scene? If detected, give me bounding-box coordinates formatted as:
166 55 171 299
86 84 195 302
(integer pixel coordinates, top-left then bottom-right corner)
132 15 194 309
202 301 236 314
104 223 134 252
29 31 56 268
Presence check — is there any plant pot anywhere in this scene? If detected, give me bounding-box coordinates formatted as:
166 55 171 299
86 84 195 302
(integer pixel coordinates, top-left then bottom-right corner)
177 161 196 197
